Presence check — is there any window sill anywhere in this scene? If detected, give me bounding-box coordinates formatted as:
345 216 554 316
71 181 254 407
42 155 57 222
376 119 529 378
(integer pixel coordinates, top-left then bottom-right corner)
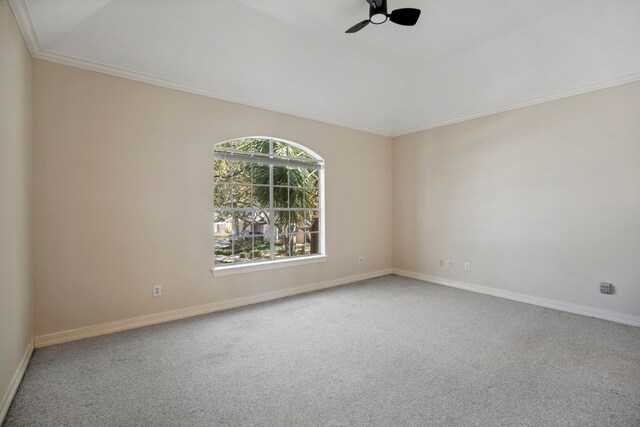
211 255 327 277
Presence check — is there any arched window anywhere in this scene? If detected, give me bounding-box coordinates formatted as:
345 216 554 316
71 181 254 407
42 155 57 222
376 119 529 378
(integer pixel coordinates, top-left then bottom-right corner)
213 137 324 270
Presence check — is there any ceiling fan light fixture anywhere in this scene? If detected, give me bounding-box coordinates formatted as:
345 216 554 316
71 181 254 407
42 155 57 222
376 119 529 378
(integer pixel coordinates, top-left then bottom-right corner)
370 12 387 24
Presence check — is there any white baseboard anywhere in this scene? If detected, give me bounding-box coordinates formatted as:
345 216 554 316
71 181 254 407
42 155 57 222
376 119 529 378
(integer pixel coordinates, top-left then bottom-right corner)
392 269 640 328
35 268 393 348
0 341 34 424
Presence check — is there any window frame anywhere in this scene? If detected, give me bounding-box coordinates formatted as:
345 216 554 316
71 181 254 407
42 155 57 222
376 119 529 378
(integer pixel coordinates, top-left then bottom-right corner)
212 137 326 275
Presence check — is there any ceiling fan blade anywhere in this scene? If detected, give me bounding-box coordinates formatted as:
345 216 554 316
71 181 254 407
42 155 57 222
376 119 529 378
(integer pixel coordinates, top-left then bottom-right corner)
345 20 370 34
389 8 421 26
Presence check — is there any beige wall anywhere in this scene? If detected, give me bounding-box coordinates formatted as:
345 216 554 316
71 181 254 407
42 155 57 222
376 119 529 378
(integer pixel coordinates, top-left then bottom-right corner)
32 60 393 336
21 31 640 339
0 0 33 417
393 81 640 317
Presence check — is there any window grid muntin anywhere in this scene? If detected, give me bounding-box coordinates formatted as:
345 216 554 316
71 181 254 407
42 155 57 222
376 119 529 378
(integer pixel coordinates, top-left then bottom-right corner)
214 138 323 267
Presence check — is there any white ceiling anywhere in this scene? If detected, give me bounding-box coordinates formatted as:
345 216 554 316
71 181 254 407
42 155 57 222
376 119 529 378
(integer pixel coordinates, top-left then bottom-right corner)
11 0 640 136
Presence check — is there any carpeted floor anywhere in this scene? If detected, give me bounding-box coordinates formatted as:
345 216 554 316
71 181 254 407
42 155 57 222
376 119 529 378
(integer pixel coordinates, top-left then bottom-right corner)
4 275 640 426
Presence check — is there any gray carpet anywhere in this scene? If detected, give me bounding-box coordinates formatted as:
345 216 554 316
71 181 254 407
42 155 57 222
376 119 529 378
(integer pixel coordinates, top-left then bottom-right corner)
4 275 640 426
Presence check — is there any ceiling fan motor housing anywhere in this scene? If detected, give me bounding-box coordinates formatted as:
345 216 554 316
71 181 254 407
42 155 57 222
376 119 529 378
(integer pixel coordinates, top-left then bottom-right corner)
369 0 388 24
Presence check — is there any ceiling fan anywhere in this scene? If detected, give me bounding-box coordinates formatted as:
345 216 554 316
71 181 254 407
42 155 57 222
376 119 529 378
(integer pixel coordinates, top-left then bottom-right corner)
346 0 421 33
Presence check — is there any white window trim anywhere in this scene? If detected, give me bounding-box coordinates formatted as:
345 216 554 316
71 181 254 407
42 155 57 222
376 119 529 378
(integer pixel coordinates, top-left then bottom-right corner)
213 137 325 273
212 254 327 277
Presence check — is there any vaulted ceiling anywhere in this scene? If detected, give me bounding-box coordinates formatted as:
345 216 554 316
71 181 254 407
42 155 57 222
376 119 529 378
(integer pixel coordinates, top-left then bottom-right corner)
11 0 640 136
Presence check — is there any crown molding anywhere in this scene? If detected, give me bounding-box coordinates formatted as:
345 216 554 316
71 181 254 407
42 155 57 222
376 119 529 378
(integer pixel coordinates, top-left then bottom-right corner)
392 71 640 137
8 1 392 138
34 50 394 137
9 0 640 139
8 0 41 54
7 0 386 139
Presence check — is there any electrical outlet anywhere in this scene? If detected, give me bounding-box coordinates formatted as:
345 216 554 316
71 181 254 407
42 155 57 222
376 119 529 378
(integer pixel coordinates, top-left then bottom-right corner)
446 260 452 268
153 284 162 297
358 256 364 264
600 282 613 295
464 262 470 271
439 260 444 267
